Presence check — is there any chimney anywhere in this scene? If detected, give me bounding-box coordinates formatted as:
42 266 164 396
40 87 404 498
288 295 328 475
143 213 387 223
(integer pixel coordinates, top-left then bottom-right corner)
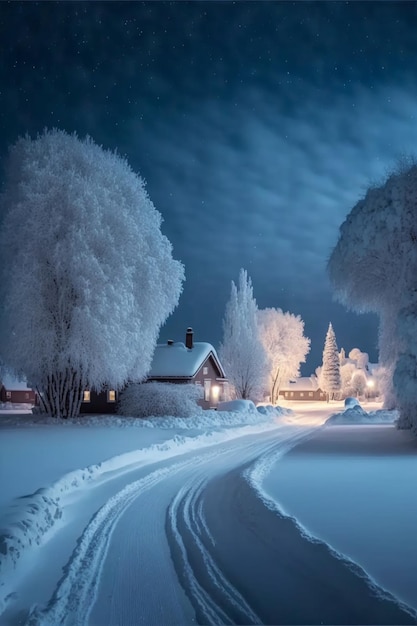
185 327 193 350
167 339 174 346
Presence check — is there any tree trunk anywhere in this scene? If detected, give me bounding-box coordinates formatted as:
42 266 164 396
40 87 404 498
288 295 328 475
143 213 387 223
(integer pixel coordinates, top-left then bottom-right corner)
41 369 84 418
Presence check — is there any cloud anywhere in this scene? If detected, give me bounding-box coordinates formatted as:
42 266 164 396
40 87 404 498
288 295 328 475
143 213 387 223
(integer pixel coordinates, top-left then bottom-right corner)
121 78 417 366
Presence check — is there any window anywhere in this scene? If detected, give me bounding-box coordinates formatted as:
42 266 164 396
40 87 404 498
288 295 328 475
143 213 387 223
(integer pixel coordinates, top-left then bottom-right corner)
285 392 288 397
300 392 304 397
107 390 116 403
25 392 29 400
83 390 91 403
211 385 220 403
203 366 208 375
6 391 11 399
309 392 313 397
204 379 211 402
290 392 294 397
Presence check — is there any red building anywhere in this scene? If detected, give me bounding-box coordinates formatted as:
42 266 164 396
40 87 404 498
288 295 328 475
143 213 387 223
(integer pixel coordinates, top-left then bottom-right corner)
0 374 37 405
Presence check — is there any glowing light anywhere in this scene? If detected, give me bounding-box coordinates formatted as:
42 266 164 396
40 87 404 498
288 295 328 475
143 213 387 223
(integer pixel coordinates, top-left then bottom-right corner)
211 385 220 402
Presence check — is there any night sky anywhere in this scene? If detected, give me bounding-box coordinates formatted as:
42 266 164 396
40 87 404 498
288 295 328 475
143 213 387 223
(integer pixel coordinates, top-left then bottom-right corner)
2 1 417 373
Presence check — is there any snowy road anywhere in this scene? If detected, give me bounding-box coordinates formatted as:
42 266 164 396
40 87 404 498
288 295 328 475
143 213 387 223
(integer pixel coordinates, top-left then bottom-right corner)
2 408 416 626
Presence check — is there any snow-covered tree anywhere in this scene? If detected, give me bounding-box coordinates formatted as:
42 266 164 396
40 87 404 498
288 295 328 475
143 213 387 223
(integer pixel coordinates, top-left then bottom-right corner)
320 323 341 401
219 269 268 401
257 307 310 404
348 348 369 370
351 371 367 398
328 160 417 429
339 361 357 398
0 129 185 418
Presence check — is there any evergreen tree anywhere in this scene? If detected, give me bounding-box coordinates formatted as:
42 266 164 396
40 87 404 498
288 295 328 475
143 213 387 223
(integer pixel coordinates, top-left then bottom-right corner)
219 269 268 401
320 323 341 401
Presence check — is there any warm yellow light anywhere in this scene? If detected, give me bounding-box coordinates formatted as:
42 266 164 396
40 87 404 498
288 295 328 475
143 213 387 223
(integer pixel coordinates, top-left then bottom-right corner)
108 390 116 402
83 390 91 402
366 380 375 388
211 385 220 401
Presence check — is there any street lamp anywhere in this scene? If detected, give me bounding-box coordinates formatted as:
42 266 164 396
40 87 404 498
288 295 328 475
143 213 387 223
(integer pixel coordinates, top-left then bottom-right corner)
366 379 374 401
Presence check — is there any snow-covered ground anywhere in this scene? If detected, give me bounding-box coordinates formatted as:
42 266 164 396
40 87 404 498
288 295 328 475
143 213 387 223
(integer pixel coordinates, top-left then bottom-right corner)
0 401 416 625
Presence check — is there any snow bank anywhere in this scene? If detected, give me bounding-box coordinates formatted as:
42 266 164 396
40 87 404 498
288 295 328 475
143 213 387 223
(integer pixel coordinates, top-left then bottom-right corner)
0 405 287 430
217 399 257 413
0 410 283 613
326 405 398 425
344 396 360 408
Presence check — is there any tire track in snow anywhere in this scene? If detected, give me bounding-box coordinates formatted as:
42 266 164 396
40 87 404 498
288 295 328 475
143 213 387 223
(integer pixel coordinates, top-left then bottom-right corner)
0 420 285 616
26 425 319 626
165 427 317 625
25 456 204 626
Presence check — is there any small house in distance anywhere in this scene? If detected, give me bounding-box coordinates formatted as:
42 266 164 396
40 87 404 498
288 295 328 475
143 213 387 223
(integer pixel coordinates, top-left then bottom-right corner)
0 374 37 405
147 328 229 409
278 377 326 402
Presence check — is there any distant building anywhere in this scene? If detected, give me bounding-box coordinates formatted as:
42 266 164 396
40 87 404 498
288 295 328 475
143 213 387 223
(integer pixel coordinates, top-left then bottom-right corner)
0 374 37 405
278 377 326 402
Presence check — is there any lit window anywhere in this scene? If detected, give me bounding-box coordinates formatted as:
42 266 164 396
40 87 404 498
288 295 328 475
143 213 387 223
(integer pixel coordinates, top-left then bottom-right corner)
290 392 294 397
309 392 313 397
6 391 11 399
107 390 116 403
203 366 208 375
285 392 288 397
300 392 304 397
211 385 220 403
83 390 91 403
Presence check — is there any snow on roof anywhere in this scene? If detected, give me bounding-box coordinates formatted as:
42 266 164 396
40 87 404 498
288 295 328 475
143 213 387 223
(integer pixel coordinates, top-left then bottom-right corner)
148 342 225 379
280 377 320 392
1 374 32 391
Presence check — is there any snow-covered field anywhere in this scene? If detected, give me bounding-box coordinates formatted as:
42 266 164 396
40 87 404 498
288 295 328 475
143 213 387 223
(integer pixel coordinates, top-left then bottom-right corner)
1 401 416 625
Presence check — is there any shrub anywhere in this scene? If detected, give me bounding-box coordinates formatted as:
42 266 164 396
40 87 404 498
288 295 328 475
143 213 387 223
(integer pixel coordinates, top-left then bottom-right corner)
117 382 203 418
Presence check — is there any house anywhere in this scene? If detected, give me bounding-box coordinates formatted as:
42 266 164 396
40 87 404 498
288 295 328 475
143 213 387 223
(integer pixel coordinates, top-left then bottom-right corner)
80 328 228 413
0 374 37 405
147 328 229 409
278 377 326 402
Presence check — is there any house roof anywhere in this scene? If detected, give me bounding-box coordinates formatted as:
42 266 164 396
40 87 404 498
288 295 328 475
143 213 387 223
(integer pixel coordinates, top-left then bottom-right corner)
147 341 226 379
1 374 32 391
280 377 320 392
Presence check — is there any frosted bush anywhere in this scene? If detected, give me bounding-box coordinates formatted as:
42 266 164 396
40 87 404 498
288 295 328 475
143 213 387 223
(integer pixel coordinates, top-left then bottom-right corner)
118 382 203 418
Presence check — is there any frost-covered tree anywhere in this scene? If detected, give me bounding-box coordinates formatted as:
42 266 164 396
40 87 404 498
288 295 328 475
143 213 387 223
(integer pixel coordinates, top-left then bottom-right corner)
219 269 268 401
339 361 357 398
257 308 310 404
348 348 369 370
328 160 417 429
320 323 341 401
351 371 367 398
0 129 184 418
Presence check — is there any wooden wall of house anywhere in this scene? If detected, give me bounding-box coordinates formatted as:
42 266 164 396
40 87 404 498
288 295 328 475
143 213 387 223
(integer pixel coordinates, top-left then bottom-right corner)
279 389 326 401
1 387 37 404
193 355 227 409
80 389 118 414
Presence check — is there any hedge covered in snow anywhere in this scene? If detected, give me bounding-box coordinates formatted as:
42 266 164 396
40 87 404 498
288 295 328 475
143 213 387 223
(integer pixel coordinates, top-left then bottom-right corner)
117 382 203 418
